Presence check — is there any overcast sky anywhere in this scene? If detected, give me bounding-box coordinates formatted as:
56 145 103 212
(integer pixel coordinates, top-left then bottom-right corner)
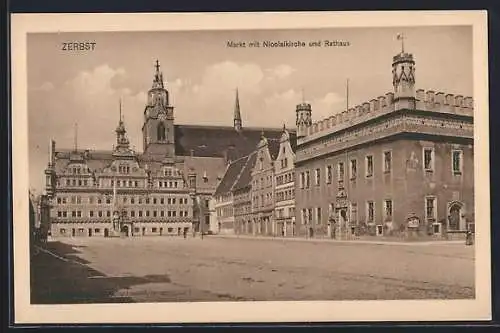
27 26 473 193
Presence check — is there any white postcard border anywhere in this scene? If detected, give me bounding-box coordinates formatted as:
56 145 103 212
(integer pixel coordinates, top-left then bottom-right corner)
11 11 490 324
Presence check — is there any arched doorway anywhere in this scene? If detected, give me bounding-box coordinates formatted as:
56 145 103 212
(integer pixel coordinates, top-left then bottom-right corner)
121 225 129 237
448 202 463 231
104 228 109 237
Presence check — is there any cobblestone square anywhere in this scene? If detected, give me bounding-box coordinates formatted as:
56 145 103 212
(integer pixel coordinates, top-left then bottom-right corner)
31 236 475 303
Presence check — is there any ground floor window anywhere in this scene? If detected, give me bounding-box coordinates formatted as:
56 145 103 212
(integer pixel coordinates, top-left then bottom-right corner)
59 228 66 235
425 196 437 223
168 227 173 232
134 227 140 233
152 227 158 233
384 199 393 222
366 201 374 223
94 228 100 233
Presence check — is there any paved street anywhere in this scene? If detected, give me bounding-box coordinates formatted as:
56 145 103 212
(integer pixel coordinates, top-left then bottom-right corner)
31 236 475 304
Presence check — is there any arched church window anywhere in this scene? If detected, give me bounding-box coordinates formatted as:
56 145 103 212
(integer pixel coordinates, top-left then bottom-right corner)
157 122 166 141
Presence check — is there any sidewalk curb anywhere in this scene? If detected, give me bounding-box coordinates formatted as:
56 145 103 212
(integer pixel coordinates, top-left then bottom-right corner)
208 234 466 246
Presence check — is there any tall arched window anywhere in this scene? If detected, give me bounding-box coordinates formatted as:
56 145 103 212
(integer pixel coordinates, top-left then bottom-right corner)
157 122 166 141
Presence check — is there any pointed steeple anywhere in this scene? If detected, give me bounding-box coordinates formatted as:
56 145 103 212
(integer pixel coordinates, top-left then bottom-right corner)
234 88 242 131
115 98 130 151
152 59 164 89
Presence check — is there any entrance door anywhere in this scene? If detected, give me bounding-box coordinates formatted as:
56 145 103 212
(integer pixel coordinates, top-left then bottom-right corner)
104 228 109 237
449 203 462 231
340 210 348 230
121 225 129 237
88 228 92 237
160 227 163 236
72 228 76 237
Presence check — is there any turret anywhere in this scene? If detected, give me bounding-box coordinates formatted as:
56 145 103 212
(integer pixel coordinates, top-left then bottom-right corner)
296 102 312 139
392 33 416 110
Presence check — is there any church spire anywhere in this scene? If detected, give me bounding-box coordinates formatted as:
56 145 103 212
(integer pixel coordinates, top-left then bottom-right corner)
234 88 242 131
115 98 130 151
152 59 164 89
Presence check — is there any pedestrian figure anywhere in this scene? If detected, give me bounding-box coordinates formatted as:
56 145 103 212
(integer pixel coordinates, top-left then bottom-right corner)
183 228 187 239
466 229 473 246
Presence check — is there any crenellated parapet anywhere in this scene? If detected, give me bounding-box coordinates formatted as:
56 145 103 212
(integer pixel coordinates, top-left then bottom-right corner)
415 89 474 116
301 89 473 144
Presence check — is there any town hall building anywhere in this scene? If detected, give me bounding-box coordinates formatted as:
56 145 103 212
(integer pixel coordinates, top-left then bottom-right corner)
43 61 285 237
295 45 474 239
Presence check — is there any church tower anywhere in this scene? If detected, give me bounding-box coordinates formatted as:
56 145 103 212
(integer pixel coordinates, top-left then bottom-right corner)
142 60 175 157
234 88 242 132
392 34 416 110
114 99 132 156
296 101 312 139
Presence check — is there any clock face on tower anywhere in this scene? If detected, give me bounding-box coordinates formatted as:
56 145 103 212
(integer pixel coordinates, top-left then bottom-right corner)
158 113 166 121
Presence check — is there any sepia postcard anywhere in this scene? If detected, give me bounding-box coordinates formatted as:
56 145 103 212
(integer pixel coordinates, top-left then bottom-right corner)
11 11 490 324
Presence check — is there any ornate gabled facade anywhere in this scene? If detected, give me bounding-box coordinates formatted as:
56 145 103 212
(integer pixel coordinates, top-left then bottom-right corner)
44 61 290 238
273 126 297 237
250 133 280 236
214 126 298 236
295 46 474 239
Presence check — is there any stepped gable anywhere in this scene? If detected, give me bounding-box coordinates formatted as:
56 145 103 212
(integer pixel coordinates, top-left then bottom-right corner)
213 155 248 197
233 152 257 191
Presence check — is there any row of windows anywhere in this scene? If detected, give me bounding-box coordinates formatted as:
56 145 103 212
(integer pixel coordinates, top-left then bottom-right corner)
252 192 274 208
301 199 394 225
279 157 289 169
59 226 186 235
62 178 92 187
276 172 294 186
234 205 251 216
299 197 440 226
217 206 233 218
67 166 90 175
252 174 274 190
59 178 187 189
276 189 295 202
275 207 295 219
299 148 464 188
57 210 190 218
56 196 190 205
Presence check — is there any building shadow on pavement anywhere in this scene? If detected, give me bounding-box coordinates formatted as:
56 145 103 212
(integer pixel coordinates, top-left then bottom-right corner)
30 241 171 304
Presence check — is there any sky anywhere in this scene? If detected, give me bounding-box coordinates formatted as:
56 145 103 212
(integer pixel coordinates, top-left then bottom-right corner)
27 26 473 194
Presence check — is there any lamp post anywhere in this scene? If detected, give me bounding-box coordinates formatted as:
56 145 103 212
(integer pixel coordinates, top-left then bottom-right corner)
188 167 202 239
